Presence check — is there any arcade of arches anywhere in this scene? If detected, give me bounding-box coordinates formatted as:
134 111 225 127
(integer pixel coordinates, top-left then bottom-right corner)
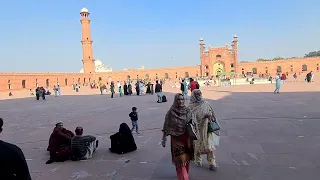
1 56 319 91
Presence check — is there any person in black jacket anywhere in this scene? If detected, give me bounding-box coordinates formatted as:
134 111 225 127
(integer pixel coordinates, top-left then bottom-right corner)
155 80 162 103
0 118 32 180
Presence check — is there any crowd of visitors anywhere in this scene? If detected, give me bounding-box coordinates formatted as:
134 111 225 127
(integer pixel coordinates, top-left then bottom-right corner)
0 76 224 180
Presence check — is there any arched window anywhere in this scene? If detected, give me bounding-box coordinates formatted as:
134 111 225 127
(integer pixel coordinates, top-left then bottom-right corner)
165 73 169 79
277 66 282 73
78 78 81 84
89 78 91 82
265 67 268 74
65 78 68 85
317 64 319 71
230 63 234 68
185 72 189 78
204 65 209 70
22 80 26 89
145 74 149 80
127 75 131 80
252 68 257 74
302 64 307 71
46 79 50 87
35 78 38 87
8 80 11 90
98 77 102 81
175 72 178 79
216 55 222 58
205 72 209 77
290 65 293 72
156 73 158 80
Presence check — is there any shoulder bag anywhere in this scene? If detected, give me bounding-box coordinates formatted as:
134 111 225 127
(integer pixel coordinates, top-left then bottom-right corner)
186 119 199 140
208 116 220 133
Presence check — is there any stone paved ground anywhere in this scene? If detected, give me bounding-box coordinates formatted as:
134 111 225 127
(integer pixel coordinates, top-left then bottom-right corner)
1 81 320 180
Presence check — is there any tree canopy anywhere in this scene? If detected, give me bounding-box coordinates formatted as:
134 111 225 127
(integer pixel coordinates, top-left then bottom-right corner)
304 50 320 57
255 50 320 62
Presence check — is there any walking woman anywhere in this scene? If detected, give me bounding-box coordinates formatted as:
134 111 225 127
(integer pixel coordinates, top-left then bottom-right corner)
110 82 115 98
161 93 194 180
188 89 219 171
274 74 281 94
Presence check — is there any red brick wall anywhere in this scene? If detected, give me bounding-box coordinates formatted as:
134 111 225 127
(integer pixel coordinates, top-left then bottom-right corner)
0 66 200 92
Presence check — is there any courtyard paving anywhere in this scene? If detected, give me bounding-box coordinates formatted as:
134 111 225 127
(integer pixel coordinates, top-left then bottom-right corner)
1 82 320 180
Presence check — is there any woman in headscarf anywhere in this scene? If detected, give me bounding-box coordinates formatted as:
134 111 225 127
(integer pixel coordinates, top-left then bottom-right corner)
146 82 152 94
274 74 281 93
161 93 194 180
123 82 128 95
109 123 137 154
110 82 115 98
188 89 219 171
128 83 133 95
46 121 74 164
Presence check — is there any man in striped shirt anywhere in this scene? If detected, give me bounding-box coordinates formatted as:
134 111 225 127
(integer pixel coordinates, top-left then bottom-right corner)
71 127 98 160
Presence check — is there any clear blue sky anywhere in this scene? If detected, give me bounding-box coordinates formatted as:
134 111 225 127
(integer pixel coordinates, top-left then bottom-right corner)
0 0 319 72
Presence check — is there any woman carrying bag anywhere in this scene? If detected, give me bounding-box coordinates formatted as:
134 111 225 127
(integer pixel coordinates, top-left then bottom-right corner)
161 93 195 180
188 89 220 171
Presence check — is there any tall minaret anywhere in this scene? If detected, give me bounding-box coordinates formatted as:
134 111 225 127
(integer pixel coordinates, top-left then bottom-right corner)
231 35 238 74
199 37 205 77
80 7 95 74
199 37 205 56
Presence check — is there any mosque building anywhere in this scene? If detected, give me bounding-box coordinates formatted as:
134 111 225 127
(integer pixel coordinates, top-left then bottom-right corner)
0 7 319 91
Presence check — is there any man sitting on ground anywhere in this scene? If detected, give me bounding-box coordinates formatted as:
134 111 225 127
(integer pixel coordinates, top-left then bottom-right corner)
71 127 98 160
0 117 32 180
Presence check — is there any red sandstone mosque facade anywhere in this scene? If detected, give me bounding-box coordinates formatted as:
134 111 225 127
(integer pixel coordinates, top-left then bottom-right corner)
1 8 319 92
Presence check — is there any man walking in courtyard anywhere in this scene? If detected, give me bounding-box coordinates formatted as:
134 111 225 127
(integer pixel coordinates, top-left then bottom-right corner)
155 80 162 103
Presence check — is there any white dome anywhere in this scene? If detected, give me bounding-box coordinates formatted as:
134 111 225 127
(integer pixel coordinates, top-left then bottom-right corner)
80 7 89 13
80 58 113 73
94 59 103 66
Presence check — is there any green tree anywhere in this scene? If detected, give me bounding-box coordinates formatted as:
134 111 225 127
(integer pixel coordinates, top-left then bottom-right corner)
256 58 270 62
304 50 320 57
272 57 284 60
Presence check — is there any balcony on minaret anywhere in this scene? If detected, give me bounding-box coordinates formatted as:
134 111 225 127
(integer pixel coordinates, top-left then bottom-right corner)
80 7 90 18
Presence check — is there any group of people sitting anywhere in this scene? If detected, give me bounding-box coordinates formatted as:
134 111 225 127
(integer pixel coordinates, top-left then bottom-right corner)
46 121 137 164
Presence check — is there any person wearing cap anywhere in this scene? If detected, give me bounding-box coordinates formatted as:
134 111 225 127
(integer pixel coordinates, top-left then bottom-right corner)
71 127 98 160
46 121 74 164
0 117 32 180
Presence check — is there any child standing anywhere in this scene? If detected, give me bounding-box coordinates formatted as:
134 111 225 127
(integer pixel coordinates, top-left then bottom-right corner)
119 86 123 97
129 107 139 134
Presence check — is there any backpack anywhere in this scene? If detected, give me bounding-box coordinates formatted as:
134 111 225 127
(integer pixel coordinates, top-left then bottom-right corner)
196 82 200 89
180 83 185 91
162 95 167 102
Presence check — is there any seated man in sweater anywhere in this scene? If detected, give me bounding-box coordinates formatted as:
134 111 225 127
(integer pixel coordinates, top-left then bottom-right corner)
71 127 98 160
